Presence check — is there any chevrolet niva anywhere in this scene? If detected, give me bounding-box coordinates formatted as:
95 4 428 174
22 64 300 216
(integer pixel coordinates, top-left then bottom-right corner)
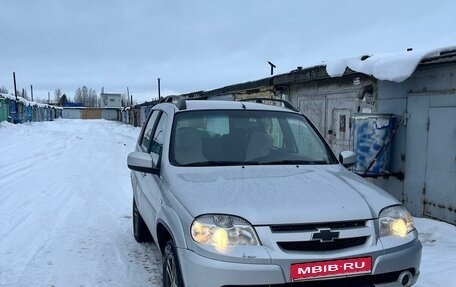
127 97 421 287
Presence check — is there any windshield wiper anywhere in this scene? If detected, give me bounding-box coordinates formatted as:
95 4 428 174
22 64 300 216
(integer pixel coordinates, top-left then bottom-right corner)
262 159 329 165
180 161 244 167
240 160 263 165
180 159 328 166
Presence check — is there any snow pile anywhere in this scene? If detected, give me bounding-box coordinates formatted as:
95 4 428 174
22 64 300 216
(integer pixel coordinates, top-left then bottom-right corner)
0 93 62 109
0 121 17 129
414 217 456 287
325 46 456 82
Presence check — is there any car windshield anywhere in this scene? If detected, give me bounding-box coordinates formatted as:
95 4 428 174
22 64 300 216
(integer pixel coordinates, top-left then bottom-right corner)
169 109 337 166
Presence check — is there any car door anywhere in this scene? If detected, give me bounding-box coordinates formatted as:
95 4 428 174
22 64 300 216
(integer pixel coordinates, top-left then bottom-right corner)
137 111 169 229
133 110 160 216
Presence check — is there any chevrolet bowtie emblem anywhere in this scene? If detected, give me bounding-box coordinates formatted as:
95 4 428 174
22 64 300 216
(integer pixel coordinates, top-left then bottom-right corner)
312 228 340 242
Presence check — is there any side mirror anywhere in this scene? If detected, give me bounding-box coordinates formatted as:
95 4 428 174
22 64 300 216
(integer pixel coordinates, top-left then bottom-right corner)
127 152 159 175
339 151 356 168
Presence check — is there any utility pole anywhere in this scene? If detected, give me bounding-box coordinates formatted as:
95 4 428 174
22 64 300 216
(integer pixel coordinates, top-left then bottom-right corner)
48 92 50 104
130 95 133 106
158 78 161 100
126 87 130 107
30 85 34 102
13 72 18 101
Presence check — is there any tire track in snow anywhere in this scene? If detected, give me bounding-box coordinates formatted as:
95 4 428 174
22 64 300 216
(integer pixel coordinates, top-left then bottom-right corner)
0 120 159 287
0 184 79 286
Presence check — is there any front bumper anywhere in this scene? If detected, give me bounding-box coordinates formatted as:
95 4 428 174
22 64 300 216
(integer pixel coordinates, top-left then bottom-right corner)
178 236 421 287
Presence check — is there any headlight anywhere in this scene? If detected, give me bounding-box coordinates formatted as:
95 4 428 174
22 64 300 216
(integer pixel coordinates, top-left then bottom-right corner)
379 206 415 237
191 214 260 252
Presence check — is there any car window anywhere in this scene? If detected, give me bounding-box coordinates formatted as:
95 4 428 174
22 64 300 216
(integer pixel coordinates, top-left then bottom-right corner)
150 113 168 164
206 115 229 135
170 110 337 166
140 110 159 151
265 117 284 148
288 118 328 160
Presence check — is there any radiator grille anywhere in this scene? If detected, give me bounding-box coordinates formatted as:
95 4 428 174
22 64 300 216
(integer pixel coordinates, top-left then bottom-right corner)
270 220 366 233
278 236 367 252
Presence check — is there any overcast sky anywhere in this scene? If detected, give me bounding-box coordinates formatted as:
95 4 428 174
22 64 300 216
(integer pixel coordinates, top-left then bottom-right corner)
1 0 455 103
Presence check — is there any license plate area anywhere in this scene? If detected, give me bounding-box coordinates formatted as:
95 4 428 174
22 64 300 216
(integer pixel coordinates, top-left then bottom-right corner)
291 257 372 281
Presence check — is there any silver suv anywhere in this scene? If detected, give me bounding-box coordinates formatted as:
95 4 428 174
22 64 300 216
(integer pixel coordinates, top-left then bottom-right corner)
127 97 421 287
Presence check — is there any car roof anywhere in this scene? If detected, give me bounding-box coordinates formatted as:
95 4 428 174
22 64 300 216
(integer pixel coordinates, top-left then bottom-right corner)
176 100 296 113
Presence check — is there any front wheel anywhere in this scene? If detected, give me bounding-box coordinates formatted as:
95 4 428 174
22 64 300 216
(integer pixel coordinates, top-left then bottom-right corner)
163 240 184 287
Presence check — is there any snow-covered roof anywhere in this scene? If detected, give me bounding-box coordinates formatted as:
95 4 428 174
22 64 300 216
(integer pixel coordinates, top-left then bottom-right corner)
325 46 456 83
100 93 121 97
0 93 62 109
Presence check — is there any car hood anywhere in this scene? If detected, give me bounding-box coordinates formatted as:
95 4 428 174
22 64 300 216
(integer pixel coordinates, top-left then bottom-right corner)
164 165 399 225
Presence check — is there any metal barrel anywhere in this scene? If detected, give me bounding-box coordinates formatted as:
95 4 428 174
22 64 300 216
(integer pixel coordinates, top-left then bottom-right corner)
352 113 395 175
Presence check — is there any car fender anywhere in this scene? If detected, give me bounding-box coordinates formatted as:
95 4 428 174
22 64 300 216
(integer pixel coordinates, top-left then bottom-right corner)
155 202 190 250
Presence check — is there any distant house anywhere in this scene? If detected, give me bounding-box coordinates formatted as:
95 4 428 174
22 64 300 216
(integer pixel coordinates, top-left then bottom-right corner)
100 93 121 108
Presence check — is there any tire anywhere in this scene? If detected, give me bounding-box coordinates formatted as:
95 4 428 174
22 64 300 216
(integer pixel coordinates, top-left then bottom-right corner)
133 198 153 243
163 240 184 287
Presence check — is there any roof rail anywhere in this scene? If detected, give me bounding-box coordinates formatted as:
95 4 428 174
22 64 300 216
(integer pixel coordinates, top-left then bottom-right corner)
239 97 298 112
159 96 187 110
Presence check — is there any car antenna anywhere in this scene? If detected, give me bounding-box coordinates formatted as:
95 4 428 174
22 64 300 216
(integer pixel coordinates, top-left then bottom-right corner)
240 102 246 109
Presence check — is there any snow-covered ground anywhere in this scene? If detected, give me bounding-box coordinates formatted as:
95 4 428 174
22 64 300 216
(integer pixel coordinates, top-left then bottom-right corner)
0 119 455 287
0 120 160 287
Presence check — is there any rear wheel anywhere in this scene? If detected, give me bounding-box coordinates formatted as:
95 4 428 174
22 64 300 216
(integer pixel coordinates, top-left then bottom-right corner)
132 198 153 243
163 240 184 287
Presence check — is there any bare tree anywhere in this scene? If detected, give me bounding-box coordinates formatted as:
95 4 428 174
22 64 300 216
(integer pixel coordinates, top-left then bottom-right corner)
74 87 82 104
74 86 98 107
88 88 97 107
0 86 8 94
54 89 63 103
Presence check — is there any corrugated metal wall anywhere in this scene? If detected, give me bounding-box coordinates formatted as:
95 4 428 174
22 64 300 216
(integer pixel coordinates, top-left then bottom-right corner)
290 77 376 157
282 65 456 224
0 98 8 121
63 109 81 119
63 108 121 121
101 109 118 121
377 63 456 224
81 109 102 119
